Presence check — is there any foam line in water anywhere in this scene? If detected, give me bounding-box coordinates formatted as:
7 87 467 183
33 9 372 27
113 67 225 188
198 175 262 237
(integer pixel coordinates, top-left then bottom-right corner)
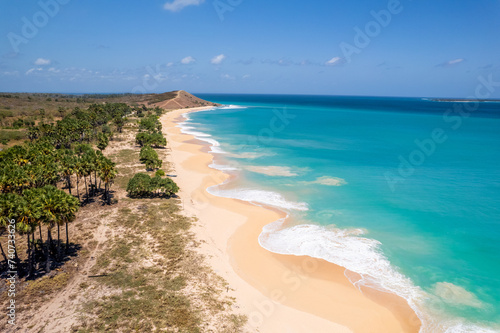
177 120 228 154
207 187 309 211
209 163 239 171
219 105 248 109
257 220 500 333
175 107 499 332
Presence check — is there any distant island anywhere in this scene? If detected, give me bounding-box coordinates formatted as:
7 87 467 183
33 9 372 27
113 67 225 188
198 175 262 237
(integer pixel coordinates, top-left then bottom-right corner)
428 98 500 103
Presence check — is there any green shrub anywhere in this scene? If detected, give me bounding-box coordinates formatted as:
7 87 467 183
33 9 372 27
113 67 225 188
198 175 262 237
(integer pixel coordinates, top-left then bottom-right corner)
126 173 179 198
126 173 152 198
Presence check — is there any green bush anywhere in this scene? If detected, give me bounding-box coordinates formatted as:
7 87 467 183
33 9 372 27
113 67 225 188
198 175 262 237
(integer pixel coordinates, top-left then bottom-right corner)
126 173 152 198
139 146 162 170
126 173 179 198
0 130 26 142
12 119 24 129
135 132 166 148
0 110 14 118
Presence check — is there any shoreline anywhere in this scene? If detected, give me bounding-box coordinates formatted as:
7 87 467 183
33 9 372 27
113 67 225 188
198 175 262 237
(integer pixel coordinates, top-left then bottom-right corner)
161 106 421 332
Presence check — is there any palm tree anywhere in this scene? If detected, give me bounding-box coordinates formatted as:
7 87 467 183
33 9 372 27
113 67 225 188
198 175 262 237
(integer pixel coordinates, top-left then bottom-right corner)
0 226 8 265
22 188 43 276
38 186 59 273
98 156 117 205
0 193 29 274
57 191 79 254
59 152 76 195
75 159 83 202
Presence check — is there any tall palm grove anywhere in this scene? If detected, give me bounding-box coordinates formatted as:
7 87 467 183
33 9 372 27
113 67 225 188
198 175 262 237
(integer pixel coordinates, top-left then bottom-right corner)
0 103 129 278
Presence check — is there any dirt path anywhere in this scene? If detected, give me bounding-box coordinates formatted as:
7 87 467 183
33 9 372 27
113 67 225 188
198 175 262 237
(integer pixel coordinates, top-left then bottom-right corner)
23 210 115 332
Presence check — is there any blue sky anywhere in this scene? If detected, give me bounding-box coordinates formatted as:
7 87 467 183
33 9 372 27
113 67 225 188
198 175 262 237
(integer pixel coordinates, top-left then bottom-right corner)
0 0 499 97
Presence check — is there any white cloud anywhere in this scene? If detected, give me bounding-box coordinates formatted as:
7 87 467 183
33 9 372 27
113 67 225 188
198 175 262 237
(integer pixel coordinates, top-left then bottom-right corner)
164 0 204 12
25 68 43 75
448 58 464 65
34 58 51 66
326 57 342 66
2 71 19 76
221 73 234 80
242 74 251 79
437 58 465 67
211 54 226 65
181 56 196 64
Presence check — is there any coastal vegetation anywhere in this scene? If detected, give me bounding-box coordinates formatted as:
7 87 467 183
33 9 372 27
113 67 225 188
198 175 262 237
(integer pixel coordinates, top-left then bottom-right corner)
129 111 179 197
0 91 245 332
0 102 126 278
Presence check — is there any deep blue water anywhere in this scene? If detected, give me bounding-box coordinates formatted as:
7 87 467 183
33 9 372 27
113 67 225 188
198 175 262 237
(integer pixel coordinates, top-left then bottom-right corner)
182 94 500 332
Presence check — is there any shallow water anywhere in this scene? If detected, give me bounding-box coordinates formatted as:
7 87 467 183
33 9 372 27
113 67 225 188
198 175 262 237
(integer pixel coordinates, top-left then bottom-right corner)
181 94 500 332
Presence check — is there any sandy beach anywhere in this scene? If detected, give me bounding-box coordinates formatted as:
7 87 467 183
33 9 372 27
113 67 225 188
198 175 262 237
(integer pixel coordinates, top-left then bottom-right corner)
161 107 422 333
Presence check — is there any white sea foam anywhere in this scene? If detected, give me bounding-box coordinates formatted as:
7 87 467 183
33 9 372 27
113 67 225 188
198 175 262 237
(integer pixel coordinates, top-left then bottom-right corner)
229 151 274 159
246 165 299 177
258 220 421 297
257 220 500 333
177 120 227 154
177 105 499 333
219 104 247 109
300 176 347 186
441 323 499 333
209 163 239 171
207 187 309 211
433 282 484 309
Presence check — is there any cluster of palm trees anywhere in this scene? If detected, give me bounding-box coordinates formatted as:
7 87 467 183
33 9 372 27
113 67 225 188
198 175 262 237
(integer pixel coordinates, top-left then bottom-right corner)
126 173 179 198
28 103 130 148
135 114 167 148
135 114 167 171
0 103 124 277
0 186 79 276
127 110 179 198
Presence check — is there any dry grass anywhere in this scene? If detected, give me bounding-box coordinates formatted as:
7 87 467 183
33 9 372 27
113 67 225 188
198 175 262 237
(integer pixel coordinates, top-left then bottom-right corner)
0 102 247 332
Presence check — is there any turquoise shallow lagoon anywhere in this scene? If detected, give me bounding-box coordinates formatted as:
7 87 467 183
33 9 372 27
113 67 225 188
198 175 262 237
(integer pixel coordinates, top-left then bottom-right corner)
180 94 500 332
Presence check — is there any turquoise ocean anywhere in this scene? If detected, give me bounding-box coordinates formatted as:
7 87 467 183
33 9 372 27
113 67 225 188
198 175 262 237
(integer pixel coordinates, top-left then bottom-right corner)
179 94 500 332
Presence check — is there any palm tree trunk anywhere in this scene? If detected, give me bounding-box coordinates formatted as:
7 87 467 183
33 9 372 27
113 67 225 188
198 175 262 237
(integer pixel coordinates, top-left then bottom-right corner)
38 224 43 245
0 242 8 264
57 224 61 261
94 170 97 195
65 219 69 254
32 231 36 273
27 233 33 277
14 242 20 274
84 176 89 202
76 175 80 202
66 175 72 195
89 172 93 196
45 229 52 273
